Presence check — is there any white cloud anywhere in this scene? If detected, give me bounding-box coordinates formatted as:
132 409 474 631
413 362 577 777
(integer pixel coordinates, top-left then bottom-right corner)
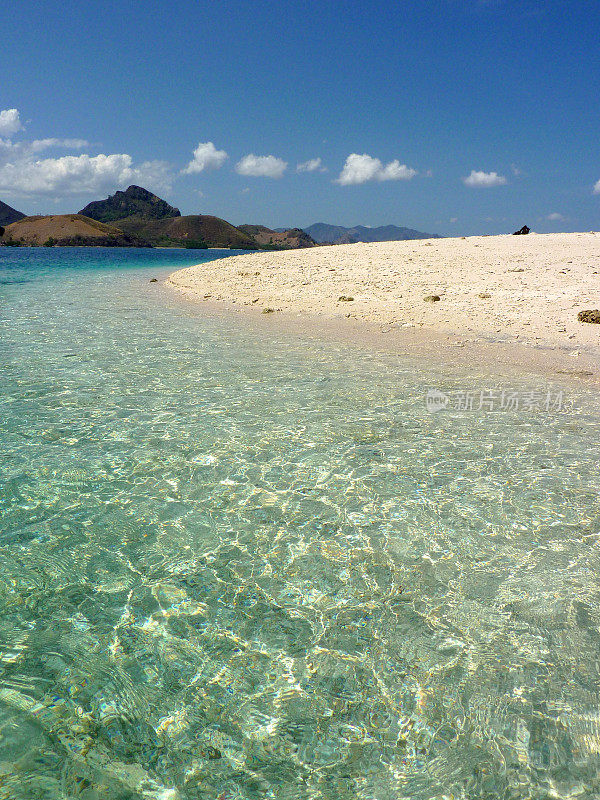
547 212 564 221
182 141 228 174
236 154 287 178
297 157 327 173
463 170 507 188
335 153 417 185
378 159 417 181
0 109 23 136
0 153 172 197
0 109 172 197
30 138 89 152
594 179 600 195
0 138 90 163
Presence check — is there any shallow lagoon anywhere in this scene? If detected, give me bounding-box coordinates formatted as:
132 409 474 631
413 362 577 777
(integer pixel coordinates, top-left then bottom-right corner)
1 248 600 799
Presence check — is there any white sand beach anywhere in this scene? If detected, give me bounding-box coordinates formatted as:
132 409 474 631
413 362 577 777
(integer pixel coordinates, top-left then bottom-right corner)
168 232 600 379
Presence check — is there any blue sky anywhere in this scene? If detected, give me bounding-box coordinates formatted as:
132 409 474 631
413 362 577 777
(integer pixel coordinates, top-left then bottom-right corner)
1 0 599 235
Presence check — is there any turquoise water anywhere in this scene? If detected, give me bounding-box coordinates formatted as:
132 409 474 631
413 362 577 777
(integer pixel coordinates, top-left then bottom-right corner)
1 247 600 800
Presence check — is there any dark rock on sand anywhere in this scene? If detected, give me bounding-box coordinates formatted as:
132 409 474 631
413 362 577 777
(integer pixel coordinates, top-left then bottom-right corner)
577 309 600 323
338 295 354 302
424 295 441 302
513 225 530 235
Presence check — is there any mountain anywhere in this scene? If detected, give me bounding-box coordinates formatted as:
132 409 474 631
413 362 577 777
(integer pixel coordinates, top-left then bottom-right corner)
115 215 258 249
78 185 181 223
304 222 439 244
77 186 258 249
0 215 149 247
238 225 316 249
0 200 26 227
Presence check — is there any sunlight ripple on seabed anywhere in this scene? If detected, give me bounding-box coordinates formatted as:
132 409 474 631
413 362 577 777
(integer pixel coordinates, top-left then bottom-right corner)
0 248 600 799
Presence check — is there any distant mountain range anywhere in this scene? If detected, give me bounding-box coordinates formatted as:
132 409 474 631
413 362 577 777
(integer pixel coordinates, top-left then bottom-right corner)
303 222 439 244
0 186 440 249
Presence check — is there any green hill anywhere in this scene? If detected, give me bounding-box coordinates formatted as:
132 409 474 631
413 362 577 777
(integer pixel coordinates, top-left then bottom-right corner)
115 215 258 249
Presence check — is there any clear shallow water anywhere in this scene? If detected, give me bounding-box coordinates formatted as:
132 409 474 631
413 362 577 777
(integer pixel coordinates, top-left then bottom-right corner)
1 247 600 800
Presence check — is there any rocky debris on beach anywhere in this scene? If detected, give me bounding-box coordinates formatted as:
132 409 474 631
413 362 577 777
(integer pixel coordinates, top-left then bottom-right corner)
577 309 600 323
478 292 491 299
513 225 531 235
423 295 441 302
338 295 354 301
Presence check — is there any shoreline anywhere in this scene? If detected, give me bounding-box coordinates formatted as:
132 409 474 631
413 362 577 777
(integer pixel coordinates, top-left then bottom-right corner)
166 233 600 384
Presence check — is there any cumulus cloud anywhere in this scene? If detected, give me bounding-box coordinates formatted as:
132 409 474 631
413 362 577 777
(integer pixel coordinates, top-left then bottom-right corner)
463 170 507 188
0 108 23 136
182 141 228 174
594 179 600 195
236 154 287 178
547 212 564 221
0 108 172 197
297 157 326 173
336 153 417 185
0 153 172 196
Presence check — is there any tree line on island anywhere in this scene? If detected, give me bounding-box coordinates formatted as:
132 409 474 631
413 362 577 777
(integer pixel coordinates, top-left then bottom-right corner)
0 186 438 249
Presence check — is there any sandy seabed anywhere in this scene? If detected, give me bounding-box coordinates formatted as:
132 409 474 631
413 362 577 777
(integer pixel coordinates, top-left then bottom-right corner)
167 233 600 382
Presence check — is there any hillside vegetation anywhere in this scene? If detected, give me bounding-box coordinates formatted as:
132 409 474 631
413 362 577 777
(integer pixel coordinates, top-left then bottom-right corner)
116 215 259 249
79 185 181 223
0 215 148 247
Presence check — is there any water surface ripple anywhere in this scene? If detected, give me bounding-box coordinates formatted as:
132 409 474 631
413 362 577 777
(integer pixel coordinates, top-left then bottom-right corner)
1 248 600 799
